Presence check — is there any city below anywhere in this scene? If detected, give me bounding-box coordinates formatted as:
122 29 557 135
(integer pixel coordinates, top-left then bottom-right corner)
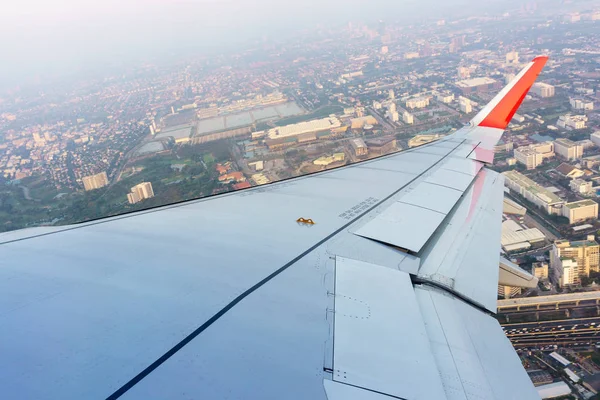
1 1 600 399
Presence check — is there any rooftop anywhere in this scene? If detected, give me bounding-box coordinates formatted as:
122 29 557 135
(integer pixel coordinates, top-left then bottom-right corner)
564 199 598 210
455 77 497 88
554 138 577 147
503 170 563 205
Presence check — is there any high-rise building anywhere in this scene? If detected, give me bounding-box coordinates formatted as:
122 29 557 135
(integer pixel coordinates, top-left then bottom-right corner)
551 236 600 286
82 172 109 191
406 97 430 109
570 179 593 195
449 35 465 53
127 182 155 204
506 51 519 64
350 138 368 157
458 67 470 79
531 82 555 98
403 111 414 125
388 102 397 114
459 97 472 113
558 115 587 130
570 98 594 111
381 46 389 55
591 132 600 147
388 89 395 100
554 138 583 161
562 200 598 225
436 92 455 104
497 285 521 299
389 111 399 122
533 262 549 279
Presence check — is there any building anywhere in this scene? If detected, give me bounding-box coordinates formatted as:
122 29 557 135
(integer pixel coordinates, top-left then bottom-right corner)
570 179 593 195
82 172 109 191
591 132 600 147
551 236 600 286
455 77 501 94
402 111 414 124
313 153 345 166
501 219 546 252
494 141 513 153
350 138 368 157
558 114 587 130
555 163 584 179
373 101 382 110
570 98 594 111
265 117 342 140
562 199 598 224
531 82 555 98
404 52 419 59
503 170 565 214
565 12 581 22
388 102 397 114
127 182 155 204
505 51 519 64
503 197 527 215
459 96 472 113
512 113 525 123
457 66 470 79
554 138 583 161
406 97 430 109
218 172 246 183
513 142 555 169
389 111 399 122
498 285 521 299
533 262 549 279
388 89 395 100
408 134 444 148
365 136 397 156
436 92 455 104
350 116 378 129
536 382 571 399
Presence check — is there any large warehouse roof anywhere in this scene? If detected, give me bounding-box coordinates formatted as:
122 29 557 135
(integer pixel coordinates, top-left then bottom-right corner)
536 381 571 399
503 170 564 205
455 77 498 88
266 117 341 139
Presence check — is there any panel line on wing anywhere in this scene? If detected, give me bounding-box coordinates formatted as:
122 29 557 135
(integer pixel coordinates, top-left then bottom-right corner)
104 139 467 400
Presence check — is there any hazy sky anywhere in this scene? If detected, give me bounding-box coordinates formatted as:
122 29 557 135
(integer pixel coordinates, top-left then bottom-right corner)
0 0 505 89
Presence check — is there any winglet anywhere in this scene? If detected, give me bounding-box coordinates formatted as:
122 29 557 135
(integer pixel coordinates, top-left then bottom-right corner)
470 56 548 129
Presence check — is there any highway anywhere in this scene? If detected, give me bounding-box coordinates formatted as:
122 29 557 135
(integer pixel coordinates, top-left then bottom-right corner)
502 316 600 349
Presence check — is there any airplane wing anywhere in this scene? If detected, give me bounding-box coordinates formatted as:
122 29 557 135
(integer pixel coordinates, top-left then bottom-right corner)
0 56 548 400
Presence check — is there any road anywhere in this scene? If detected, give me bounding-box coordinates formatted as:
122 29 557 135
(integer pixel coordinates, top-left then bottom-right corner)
523 213 559 241
503 316 600 349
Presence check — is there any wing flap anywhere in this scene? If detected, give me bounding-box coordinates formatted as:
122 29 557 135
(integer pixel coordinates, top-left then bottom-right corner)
415 286 540 400
333 257 447 399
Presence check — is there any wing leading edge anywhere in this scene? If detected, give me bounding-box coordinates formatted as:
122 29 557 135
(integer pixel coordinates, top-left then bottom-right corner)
0 57 548 400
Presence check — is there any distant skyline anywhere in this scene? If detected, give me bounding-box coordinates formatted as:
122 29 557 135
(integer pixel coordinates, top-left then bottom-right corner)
0 0 560 90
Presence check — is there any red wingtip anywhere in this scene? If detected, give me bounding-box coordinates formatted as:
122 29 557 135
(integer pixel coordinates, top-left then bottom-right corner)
478 56 549 129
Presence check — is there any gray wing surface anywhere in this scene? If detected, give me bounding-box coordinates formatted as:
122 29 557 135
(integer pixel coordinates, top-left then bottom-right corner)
0 57 549 400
